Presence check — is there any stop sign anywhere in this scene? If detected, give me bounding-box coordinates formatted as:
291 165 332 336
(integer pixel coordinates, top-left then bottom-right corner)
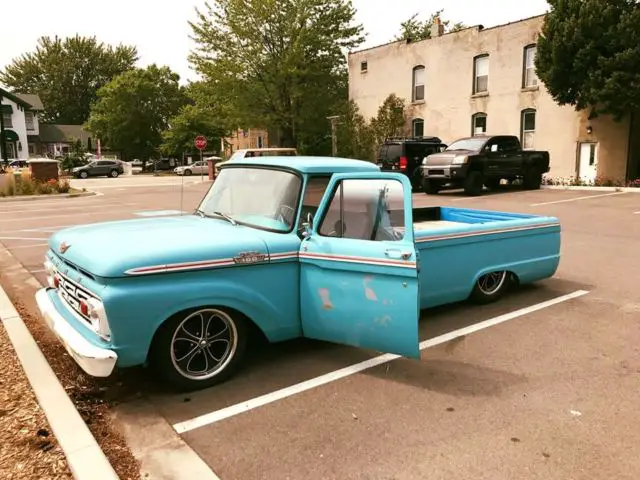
194 135 207 150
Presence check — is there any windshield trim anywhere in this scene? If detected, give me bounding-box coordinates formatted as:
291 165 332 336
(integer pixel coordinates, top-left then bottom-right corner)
198 164 305 235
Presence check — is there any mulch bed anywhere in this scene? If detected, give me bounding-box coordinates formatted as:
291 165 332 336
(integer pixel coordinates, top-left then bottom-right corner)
1 295 148 480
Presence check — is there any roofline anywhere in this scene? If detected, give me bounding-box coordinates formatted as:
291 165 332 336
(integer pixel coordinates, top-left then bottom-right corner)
0 87 35 109
348 12 547 56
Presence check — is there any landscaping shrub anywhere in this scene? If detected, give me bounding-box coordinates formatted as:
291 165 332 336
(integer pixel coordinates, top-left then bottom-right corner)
541 175 640 188
0 172 73 196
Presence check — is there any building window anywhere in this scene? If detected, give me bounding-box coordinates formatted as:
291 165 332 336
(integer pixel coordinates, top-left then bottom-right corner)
523 45 538 88
521 109 536 149
471 113 487 135
473 54 489 94
412 118 424 137
412 65 425 102
360 61 368 73
25 111 35 131
2 113 12 128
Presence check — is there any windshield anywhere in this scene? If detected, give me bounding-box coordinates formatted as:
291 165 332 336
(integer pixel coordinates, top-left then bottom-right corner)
445 137 488 152
197 167 302 232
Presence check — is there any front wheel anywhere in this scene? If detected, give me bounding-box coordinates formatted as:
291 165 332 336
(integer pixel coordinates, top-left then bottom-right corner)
463 171 484 196
469 270 511 304
150 307 249 391
422 178 441 195
184 169 192 176
79 171 89 179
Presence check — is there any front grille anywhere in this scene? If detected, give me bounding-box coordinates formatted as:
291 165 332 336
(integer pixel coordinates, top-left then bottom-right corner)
54 269 98 325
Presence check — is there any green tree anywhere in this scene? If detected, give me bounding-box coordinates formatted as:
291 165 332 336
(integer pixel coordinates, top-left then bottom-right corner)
86 65 186 162
188 0 365 153
395 9 466 42
370 94 408 146
335 100 374 161
0 35 138 124
535 0 640 121
60 138 88 173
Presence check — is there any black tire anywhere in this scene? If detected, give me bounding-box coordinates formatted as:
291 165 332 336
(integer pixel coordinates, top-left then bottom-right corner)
149 307 249 392
522 167 542 190
423 178 441 195
184 169 192 176
110 169 119 178
463 171 484 196
469 271 511 304
79 171 88 179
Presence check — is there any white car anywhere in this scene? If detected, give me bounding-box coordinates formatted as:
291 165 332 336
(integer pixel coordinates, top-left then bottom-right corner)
174 161 208 176
214 148 297 177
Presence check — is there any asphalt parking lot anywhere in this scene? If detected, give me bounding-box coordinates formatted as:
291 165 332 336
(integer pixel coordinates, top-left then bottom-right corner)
1 177 640 480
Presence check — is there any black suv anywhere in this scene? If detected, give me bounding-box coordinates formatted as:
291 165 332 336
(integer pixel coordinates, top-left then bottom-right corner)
377 136 447 190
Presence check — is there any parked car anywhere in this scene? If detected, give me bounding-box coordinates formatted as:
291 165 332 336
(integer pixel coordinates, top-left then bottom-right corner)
421 135 550 196
214 147 297 177
35 155 561 391
377 136 448 190
144 158 176 172
72 160 124 179
174 160 208 176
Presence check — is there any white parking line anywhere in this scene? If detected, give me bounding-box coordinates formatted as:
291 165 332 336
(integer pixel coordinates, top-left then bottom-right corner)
0 202 136 214
0 236 49 241
172 289 589 434
8 243 49 250
530 191 627 206
2 212 122 222
634 211 640 215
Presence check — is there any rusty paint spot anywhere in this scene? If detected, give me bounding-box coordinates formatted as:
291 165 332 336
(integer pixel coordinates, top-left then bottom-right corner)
363 276 378 301
318 288 333 310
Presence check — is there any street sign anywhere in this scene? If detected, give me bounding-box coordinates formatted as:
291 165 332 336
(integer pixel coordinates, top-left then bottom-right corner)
195 136 207 151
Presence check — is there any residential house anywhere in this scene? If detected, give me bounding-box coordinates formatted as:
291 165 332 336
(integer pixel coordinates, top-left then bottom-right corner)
348 14 640 183
0 87 44 160
32 124 94 158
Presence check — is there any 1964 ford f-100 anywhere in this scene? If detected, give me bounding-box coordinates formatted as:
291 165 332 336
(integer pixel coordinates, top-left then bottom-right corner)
35 156 561 391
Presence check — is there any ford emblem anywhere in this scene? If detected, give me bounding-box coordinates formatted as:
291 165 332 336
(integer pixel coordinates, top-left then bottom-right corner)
59 241 71 254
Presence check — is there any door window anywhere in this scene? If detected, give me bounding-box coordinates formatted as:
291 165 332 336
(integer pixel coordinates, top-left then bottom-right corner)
318 178 405 242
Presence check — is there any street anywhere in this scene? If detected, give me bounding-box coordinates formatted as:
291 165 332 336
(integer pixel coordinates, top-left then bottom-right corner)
1 178 639 480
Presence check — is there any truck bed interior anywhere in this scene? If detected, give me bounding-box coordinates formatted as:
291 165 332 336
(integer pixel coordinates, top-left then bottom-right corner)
411 206 536 232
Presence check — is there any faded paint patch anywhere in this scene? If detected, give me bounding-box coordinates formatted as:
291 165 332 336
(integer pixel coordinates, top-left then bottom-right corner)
318 288 333 310
363 276 377 301
374 315 391 327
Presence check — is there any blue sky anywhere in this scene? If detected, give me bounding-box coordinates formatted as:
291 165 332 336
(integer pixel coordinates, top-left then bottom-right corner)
1 0 550 84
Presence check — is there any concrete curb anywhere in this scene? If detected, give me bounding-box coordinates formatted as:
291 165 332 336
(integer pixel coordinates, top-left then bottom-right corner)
0 191 97 203
0 285 119 480
541 185 640 193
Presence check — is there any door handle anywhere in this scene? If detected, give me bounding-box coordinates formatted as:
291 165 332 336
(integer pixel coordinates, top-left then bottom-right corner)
385 249 412 260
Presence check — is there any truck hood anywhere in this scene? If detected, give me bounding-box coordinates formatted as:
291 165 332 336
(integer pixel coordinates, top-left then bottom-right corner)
424 150 474 166
47 216 269 278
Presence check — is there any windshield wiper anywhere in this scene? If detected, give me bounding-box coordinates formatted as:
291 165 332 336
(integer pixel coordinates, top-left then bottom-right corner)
194 208 208 218
212 211 237 225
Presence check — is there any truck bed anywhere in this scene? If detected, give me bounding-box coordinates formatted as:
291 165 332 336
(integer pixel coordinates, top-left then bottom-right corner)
406 206 560 310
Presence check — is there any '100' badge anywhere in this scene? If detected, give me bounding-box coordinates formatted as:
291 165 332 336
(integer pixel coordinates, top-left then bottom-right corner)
233 251 267 264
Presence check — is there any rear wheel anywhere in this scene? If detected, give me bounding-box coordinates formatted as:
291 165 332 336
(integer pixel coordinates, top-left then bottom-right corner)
150 307 249 391
463 171 484 196
469 271 510 304
522 167 542 190
110 169 119 178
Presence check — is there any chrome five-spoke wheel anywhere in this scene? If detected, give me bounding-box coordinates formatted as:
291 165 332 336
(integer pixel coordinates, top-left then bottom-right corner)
470 270 511 304
152 307 248 391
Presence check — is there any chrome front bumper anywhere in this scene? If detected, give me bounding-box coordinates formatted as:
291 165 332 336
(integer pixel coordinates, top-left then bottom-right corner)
35 288 117 377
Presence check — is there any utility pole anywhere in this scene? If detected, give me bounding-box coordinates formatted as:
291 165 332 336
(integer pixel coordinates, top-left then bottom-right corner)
327 115 340 157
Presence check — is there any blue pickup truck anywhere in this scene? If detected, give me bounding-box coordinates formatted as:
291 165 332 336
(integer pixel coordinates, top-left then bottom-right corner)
35 156 561 391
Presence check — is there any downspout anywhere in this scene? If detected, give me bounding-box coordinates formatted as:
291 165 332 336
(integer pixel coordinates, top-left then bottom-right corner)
625 111 634 183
